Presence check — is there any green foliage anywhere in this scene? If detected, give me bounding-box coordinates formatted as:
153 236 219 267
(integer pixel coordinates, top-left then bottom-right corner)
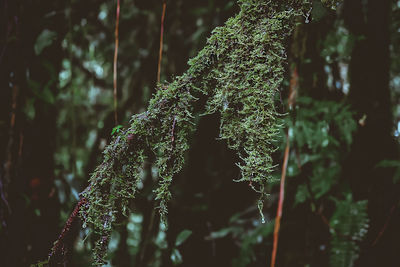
329 195 369 267
201 209 275 267
290 97 357 204
232 221 275 267
322 23 358 63
286 96 366 266
79 0 311 264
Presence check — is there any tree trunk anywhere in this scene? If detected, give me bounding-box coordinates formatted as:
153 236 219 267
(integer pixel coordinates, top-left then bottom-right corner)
343 0 400 266
0 0 65 265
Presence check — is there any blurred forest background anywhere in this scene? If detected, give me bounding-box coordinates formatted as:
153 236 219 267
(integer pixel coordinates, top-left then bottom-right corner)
1 0 400 266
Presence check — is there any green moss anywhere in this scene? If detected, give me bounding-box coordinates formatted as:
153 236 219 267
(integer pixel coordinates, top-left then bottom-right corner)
80 0 311 264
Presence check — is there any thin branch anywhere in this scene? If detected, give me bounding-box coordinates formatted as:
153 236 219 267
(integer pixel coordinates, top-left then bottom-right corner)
371 203 397 246
49 196 87 265
270 67 297 267
270 132 289 267
113 0 120 125
157 0 166 83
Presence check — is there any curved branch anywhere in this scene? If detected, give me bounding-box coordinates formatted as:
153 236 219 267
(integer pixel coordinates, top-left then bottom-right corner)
48 1 310 265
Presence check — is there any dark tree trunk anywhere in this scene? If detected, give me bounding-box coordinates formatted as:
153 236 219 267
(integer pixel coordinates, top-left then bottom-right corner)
0 0 66 265
343 0 400 266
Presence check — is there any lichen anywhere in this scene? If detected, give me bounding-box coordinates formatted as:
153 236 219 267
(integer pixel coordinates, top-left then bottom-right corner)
80 0 310 264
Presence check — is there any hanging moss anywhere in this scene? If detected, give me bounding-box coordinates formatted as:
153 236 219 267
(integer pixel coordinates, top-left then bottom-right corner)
78 0 311 264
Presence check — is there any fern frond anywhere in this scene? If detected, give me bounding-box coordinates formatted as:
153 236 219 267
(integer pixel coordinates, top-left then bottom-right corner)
329 196 369 267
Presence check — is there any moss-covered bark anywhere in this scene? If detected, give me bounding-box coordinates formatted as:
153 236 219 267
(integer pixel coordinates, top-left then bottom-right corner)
50 0 313 265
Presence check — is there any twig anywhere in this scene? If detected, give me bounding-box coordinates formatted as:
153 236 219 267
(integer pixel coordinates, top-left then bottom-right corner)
1 84 19 225
157 0 166 83
270 132 289 267
49 197 87 265
4 85 19 184
270 67 297 267
113 0 120 125
171 116 177 143
371 204 397 246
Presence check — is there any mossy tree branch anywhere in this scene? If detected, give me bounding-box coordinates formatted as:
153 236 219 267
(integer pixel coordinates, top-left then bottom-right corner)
49 0 312 265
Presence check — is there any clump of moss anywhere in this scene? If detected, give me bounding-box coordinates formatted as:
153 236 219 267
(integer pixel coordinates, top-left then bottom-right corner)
80 0 310 264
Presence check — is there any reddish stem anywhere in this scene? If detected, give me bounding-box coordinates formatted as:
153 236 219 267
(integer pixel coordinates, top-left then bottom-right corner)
371 204 396 246
49 197 87 265
157 1 166 83
270 67 297 267
270 133 289 267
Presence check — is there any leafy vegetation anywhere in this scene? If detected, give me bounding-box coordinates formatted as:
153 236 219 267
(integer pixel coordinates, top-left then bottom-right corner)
329 196 368 267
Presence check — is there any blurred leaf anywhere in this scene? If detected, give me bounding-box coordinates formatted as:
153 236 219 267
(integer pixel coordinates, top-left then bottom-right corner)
376 160 400 183
34 29 57 55
41 87 56 104
295 184 310 205
34 209 41 217
224 1 235 11
170 248 183 265
376 160 400 168
24 98 36 120
175 229 192 247
208 227 241 240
